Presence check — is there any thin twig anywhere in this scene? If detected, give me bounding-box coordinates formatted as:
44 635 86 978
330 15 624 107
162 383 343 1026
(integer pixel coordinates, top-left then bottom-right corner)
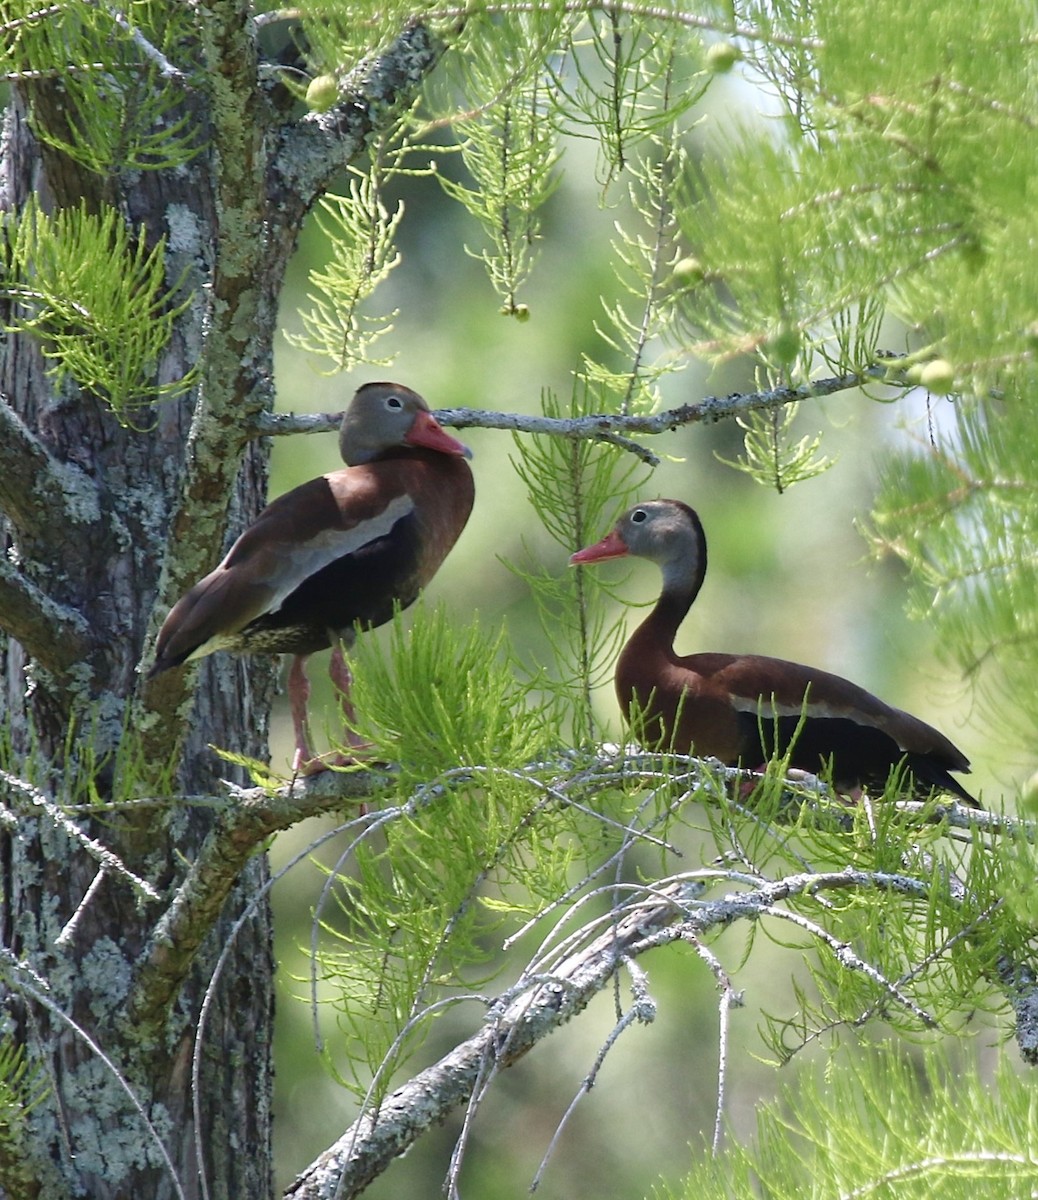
681 932 742 1155
55 868 109 948
529 956 656 1192
105 4 189 83
0 771 161 902
759 900 937 1027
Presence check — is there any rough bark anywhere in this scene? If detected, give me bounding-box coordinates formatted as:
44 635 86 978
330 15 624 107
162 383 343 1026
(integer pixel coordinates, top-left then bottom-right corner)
0 9 446 1198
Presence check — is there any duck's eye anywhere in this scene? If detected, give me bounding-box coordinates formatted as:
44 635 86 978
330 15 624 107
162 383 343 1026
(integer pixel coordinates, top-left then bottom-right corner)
630 508 648 524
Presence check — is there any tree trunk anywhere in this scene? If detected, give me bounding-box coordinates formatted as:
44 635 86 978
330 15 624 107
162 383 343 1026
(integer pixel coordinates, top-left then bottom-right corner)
0 79 280 1199
0 10 445 1195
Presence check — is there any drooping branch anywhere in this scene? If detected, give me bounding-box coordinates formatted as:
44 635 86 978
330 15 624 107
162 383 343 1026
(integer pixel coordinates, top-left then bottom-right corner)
285 878 693 1200
286 864 981 1199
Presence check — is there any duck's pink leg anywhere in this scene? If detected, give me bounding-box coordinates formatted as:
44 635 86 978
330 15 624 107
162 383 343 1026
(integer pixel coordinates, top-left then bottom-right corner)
329 644 356 724
330 643 369 753
288 654 315 772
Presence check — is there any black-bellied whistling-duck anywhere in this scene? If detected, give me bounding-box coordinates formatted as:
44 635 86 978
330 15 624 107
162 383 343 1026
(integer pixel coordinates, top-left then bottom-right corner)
151 382 475 770
571 499 977 804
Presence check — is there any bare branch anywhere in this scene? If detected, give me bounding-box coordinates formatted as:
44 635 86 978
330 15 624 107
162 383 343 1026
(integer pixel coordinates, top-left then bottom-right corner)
251 360 910 462
434 363 906 441
765 903 937 1027
426 2 823 52
527 956 656 1193
285 880 694 1200
680 932 742 1154
105 5 189 83
286 864 981 1199
0 769 162 903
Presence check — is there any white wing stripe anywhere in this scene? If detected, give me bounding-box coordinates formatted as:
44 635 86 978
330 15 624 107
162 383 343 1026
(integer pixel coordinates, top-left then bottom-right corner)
265 493 414 614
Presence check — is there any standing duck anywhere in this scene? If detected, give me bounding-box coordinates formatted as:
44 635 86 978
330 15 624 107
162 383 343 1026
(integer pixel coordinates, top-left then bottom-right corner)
151 382 475 770
571 499 976 804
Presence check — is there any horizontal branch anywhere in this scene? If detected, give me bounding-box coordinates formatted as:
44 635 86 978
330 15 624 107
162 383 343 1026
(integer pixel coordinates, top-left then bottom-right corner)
126 764 391 1034
252 360 909 464
121 739 1022 1051
0 555 94 678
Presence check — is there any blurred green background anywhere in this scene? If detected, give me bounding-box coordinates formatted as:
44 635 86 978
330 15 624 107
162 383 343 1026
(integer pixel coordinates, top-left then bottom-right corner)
264 65 1000 1200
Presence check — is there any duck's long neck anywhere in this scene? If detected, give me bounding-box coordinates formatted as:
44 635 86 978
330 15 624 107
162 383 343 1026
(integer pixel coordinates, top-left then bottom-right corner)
632 532 707 656
651 560 703 642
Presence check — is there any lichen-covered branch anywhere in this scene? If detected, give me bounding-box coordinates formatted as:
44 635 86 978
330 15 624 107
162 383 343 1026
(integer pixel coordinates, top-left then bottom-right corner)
153 0 269 588
136 16 452 778
0 555 93 679
285 879 693 1200
251 359 912 463
998 957 1038 1064
0 396 100 539
0 770 161 903
286 863 981 1199
268 22 450 211
134 2 275 772
433 362 908 442
126 738 1034 1069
